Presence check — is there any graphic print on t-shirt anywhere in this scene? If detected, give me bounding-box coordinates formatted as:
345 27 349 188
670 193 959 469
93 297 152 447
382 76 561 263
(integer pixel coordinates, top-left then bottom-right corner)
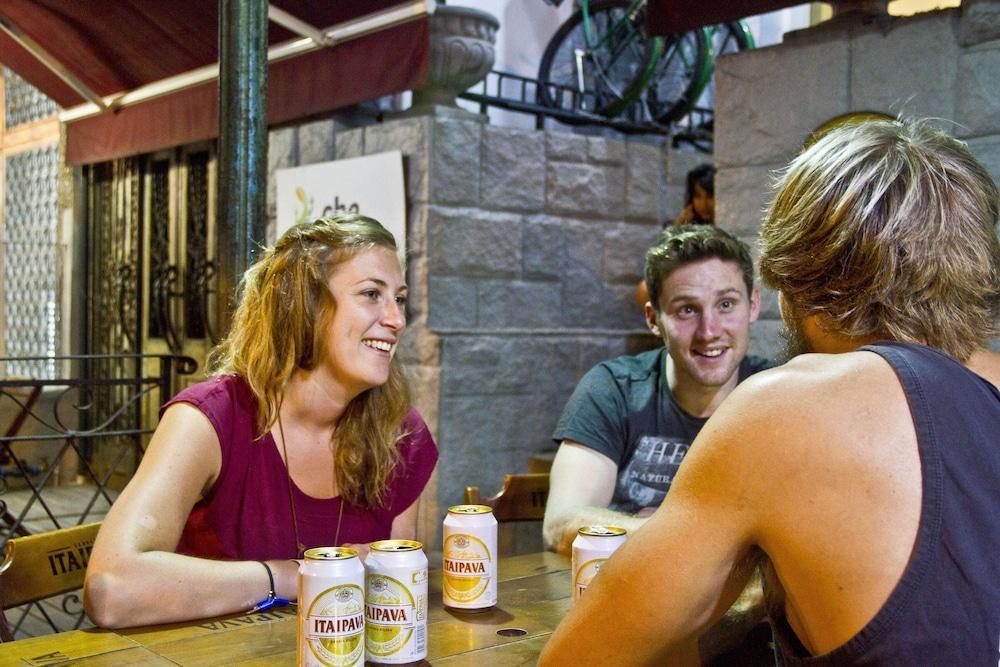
613 435 690 513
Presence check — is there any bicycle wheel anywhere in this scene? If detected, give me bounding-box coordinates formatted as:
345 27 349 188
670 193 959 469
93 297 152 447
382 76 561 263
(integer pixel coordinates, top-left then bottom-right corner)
537 0 662 119
691 21 755 117
645 27 709 125
715 20 755 55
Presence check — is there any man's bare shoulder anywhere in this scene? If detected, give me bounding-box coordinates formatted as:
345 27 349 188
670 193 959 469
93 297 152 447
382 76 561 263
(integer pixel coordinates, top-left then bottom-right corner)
717 350 894 422
690 349 910 491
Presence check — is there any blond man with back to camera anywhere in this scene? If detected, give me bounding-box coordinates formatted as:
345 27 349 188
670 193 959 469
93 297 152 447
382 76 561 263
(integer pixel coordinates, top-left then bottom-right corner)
540 118 1000 665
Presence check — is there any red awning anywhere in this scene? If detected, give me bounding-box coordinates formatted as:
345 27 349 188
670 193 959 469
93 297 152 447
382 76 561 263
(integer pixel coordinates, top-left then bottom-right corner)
646 0 806 34
0 0 430 164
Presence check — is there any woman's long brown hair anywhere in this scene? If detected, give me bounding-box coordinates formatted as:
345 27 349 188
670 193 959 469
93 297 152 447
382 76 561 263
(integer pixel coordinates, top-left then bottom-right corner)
209 214 411 508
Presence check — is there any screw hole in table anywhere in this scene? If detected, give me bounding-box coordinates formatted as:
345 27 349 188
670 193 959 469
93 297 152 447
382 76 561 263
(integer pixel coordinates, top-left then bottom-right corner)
496 628 528 637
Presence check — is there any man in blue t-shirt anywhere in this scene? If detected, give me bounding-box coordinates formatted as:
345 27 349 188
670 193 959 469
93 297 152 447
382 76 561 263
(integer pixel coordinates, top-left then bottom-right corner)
543 225 770 554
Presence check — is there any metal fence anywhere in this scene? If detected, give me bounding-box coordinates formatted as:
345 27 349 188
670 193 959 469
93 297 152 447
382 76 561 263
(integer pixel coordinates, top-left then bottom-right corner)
0 353 197 540
0 353 197 638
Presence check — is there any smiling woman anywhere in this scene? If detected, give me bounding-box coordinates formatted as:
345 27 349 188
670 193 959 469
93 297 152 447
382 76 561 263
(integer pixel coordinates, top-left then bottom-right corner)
82 215 438 629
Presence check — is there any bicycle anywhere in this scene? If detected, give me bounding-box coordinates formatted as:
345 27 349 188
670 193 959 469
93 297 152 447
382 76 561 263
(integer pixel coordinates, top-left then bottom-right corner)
536 0 753 126
646 20 754 124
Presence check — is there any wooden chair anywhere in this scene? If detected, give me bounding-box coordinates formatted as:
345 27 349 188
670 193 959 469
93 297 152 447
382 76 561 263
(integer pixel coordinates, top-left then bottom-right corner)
527 450 556 474
464 473 550 522
0 522 100 641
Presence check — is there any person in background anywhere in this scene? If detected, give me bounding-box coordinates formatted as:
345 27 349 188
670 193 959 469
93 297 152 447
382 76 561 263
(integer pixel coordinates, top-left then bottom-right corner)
635 164 718 309
674 163 715 226
85 214 438 628
544 225 769 556
540 118 1000 665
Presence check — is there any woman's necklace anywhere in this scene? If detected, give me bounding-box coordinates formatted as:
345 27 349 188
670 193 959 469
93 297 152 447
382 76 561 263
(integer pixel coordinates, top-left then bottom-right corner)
276 410 344 558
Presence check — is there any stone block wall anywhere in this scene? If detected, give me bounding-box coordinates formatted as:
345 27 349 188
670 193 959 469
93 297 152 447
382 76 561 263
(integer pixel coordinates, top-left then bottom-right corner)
715 2 1000 355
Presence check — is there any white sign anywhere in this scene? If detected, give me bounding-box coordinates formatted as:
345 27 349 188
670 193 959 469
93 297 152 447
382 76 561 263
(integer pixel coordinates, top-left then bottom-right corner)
276 150 406 255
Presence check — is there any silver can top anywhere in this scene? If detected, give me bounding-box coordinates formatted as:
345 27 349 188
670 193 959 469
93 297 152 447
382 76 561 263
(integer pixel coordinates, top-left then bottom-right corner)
577 525 627 537
370 539 423 552
304 546 359 560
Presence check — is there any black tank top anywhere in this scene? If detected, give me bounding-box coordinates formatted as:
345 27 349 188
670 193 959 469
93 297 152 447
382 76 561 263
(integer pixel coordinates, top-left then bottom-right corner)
770 341 1000 665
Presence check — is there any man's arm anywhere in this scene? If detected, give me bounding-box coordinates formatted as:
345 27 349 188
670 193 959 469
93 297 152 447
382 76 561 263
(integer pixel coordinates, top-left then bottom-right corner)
539 380 770 666
542 441 647 555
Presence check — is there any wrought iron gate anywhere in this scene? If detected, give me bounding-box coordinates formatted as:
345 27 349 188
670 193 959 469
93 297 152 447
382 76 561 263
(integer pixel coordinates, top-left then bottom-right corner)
83 145 218 489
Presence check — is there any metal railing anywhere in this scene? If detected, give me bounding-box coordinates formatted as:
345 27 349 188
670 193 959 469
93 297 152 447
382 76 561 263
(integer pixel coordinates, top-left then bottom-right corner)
0 353 198 543
458 69 714 152
459 69 668 135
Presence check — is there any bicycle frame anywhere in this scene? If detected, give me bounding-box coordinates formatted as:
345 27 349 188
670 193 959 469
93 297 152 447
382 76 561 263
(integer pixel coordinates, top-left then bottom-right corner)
574 0 665 117
539 1 753 123
579 0 646 52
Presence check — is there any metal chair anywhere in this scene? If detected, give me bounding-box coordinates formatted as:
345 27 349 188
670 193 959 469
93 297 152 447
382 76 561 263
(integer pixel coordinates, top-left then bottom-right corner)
0 522 100 641
464 473 549 522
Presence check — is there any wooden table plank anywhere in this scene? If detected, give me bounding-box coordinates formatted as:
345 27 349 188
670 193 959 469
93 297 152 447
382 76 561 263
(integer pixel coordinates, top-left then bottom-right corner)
428 569 570 624
427 598 569 660
48 646 177 666
496 551 569 581
146 620 294 666
120 606 297 647
0 551 571 665
432 633 551 666
0 629 139 665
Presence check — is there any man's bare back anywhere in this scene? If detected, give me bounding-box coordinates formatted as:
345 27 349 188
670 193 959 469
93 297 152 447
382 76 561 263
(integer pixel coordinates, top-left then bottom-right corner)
752 349 924 655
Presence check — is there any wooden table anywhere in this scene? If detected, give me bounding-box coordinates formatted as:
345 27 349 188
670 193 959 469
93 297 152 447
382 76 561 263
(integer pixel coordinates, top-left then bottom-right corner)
0 551 570 666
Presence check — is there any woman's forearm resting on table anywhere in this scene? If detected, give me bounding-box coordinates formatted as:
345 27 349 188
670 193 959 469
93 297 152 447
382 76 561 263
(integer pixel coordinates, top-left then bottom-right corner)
84 553 300 628
84 497 421 627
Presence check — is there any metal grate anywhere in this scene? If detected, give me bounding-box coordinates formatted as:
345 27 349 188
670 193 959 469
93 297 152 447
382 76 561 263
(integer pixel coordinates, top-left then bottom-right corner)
184 151 210 340
459 69 714 152
3 68 58 127
0 353 197 639
148 158 171 341
2 146 62 379
460 69 667 136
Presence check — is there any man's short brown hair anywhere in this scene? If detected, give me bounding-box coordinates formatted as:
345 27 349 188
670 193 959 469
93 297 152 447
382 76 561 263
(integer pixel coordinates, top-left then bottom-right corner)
645 224 754 310
760 118 1000 360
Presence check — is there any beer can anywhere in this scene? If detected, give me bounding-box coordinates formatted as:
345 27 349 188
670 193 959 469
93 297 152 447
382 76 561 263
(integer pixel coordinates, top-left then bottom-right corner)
571 525 627 604
298 547 366 667
364 540 428 664
442 504 498 611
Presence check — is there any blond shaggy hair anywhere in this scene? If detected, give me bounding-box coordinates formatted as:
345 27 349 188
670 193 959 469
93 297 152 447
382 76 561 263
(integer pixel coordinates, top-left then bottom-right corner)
209 214 411 508
761 118 1000 361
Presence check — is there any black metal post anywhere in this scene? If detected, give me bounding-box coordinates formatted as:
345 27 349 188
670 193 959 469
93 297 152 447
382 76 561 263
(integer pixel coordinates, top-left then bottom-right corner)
216 0 268 335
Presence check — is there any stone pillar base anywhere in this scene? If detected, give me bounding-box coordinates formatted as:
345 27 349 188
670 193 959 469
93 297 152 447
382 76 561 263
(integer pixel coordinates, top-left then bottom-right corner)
390 103 488 123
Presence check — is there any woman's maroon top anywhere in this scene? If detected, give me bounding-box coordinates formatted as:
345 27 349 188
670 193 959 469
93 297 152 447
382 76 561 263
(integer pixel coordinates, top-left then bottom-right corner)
162 375 438 560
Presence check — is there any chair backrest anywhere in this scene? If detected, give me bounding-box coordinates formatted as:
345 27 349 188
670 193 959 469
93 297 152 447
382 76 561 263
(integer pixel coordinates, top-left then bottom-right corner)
464 473 549 522
0 522 100 610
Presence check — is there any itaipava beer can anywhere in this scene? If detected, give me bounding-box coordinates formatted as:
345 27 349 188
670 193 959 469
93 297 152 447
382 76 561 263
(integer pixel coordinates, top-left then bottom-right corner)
365 540 428 664
442 504 498 611
298 546 366 667
571 525 628 604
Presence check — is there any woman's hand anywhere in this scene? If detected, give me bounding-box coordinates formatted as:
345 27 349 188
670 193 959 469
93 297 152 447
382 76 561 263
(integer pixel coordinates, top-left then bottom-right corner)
269 559 302 600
